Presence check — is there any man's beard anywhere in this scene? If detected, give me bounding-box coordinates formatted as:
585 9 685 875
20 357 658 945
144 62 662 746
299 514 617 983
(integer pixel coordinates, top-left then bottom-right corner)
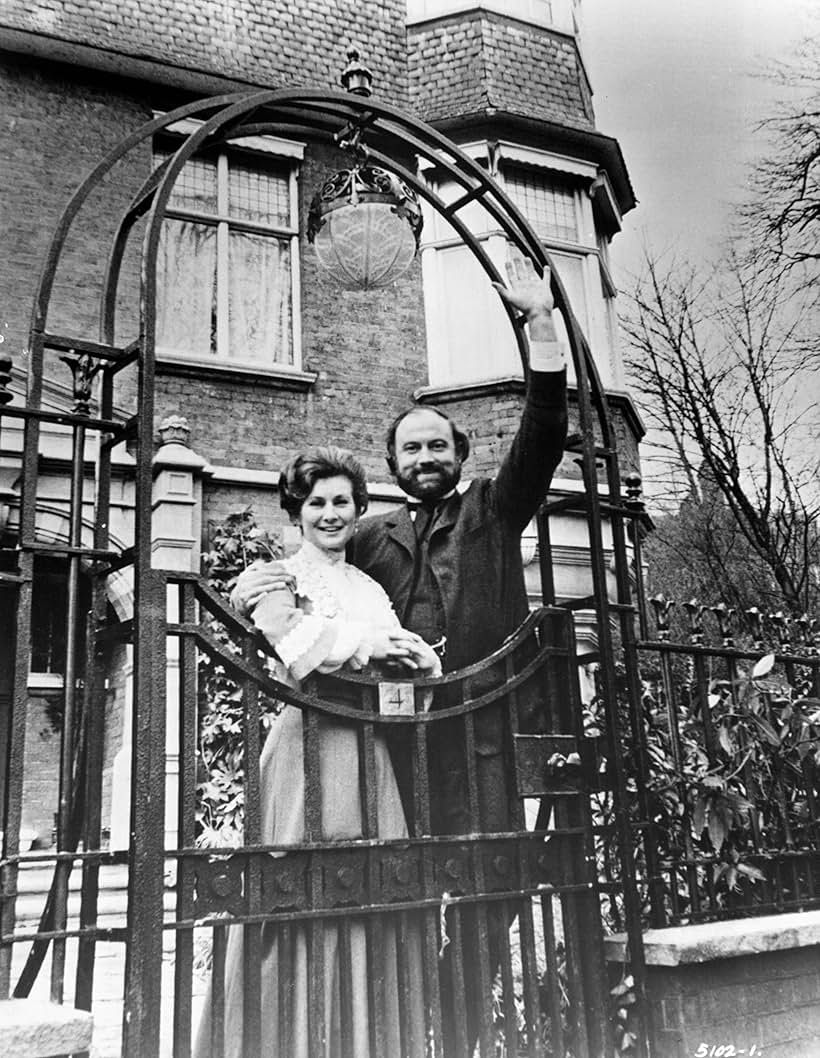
396 462 462 501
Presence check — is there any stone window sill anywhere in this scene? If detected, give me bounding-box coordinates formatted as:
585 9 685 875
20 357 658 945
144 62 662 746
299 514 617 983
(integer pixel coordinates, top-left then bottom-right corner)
156 356 317 391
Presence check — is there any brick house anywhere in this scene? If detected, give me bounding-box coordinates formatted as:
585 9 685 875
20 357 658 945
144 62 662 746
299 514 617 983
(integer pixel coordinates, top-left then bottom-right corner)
0 0 639 847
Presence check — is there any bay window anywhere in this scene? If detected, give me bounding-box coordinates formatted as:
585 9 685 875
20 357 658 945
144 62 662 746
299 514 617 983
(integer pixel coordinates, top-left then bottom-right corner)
420 145 617 389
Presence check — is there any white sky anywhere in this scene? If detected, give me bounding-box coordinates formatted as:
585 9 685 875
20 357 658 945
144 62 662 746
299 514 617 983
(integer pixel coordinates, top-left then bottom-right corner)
580 0 815 280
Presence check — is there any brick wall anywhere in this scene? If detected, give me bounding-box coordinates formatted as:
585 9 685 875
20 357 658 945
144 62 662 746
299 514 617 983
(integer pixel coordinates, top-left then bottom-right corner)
202 484 286 549
0 54 147 365
648 948 820 1058
408 10 594 129
0 0 409 104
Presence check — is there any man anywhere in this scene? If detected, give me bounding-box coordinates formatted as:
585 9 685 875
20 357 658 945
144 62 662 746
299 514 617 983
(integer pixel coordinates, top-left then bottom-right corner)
232 251 568 1054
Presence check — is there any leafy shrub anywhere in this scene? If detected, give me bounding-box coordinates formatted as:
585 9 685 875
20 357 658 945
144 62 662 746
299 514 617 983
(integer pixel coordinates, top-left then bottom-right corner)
197 509 282 846
587 649 820 928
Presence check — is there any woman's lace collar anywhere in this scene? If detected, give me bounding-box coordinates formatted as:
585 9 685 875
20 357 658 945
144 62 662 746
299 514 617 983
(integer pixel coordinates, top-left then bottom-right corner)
284 542 351 618
292 539 347 568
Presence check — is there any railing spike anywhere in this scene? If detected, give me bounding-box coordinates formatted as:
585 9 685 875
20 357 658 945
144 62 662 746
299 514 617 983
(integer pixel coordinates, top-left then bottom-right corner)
769 611 792 652
711 603 736 647
745 607 764 651
683 599 706 644
649 594 674 642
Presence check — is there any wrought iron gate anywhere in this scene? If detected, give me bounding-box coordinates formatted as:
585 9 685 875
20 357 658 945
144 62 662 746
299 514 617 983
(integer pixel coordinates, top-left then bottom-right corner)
167 577 611 1057
0 90 651 1057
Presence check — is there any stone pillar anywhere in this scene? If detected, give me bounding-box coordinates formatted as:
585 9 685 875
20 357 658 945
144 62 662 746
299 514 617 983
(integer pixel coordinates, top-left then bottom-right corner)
109 416 210 849
153 416 210 848
151 414 209 572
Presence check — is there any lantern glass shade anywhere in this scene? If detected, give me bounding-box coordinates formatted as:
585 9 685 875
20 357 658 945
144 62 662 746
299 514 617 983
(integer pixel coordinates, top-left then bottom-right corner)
312 200 418 289
308 166 423 291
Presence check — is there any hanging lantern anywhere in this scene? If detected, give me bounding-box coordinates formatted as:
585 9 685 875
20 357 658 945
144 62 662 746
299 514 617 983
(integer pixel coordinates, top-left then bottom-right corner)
307 164 423 290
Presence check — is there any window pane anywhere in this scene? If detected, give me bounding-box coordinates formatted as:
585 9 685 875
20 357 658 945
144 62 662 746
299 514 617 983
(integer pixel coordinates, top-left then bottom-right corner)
30 568 67 673
156 219 217 356
154 149 218 214
505 166 578 242
550 250 588 348
228 230 292 364
429 245 517 385
229 159 290 226
29 560 89 676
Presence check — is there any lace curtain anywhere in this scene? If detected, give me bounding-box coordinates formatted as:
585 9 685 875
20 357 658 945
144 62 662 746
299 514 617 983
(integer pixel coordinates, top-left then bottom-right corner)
228 230 292 365
156 220 292 364
156 219 217 356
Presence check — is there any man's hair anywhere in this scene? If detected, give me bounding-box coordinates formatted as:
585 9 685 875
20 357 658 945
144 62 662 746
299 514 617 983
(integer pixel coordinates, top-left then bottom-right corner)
385 406 471 473
279 446 369 520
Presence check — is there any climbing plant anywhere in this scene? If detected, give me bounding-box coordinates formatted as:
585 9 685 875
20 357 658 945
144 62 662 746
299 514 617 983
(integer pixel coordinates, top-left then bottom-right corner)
197 508 282 846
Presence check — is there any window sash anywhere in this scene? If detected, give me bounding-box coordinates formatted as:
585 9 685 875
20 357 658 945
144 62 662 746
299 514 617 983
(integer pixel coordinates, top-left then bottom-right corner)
153 144 299 369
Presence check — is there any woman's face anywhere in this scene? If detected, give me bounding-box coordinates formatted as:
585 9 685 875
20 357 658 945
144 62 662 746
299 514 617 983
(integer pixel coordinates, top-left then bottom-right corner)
299 475 358 553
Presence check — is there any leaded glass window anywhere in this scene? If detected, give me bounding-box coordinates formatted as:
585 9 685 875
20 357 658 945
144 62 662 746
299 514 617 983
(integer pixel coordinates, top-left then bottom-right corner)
153 143 299 369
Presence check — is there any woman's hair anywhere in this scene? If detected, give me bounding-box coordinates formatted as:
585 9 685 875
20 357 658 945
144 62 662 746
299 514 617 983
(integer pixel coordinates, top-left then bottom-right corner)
279 446 369 520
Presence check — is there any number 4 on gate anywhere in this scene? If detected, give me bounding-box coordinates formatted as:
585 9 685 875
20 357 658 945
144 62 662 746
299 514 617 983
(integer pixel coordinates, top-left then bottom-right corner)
378 681 416 716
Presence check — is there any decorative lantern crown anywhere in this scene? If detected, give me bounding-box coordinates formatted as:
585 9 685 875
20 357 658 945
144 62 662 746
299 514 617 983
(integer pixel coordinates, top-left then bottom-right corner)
307 165 423 290
306 47 424 290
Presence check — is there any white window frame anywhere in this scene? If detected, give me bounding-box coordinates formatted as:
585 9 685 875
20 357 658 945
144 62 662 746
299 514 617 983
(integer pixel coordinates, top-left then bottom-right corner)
419 141 620 389
406 0 579 35
153 117 305 377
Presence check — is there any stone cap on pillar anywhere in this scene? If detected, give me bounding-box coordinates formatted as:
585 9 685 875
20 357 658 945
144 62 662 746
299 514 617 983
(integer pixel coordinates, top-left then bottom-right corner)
153 415 210 475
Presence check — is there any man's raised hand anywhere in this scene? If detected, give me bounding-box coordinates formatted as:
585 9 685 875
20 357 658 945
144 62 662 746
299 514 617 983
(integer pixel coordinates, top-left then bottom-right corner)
492 251 558 343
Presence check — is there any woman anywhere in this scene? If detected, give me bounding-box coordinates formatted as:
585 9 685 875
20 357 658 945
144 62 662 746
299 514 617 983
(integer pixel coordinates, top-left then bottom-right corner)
195 446 438 1058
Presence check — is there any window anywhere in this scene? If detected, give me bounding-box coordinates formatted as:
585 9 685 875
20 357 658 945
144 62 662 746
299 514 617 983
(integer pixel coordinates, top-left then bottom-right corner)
153 135 302 372
423 242 519 385
420 155 602 388
29 558 90 677
406 0 569 32
504 165 579 243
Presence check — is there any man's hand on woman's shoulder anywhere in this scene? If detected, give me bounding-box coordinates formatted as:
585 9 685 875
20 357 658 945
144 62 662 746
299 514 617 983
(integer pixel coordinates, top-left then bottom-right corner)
230 559 296 616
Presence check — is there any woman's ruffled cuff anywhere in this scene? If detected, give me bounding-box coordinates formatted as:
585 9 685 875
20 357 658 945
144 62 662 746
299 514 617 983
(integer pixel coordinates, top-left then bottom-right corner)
276 615 375 680
277 614 339 682
315 620 373 673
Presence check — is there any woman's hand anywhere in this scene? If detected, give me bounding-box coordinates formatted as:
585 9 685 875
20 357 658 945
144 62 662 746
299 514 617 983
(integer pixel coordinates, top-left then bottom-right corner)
369 629 424 664
403 638 442 677
369 628 442 677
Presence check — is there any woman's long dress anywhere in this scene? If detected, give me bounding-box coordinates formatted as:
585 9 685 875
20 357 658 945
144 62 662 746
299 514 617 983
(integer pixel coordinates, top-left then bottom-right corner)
194 541 422 1058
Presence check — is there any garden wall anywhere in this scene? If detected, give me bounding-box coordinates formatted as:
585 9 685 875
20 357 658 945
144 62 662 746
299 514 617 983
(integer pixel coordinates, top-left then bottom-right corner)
606 911 820 1058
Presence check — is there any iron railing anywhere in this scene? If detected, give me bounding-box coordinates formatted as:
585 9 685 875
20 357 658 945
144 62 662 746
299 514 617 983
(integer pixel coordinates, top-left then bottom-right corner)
628 598 820 928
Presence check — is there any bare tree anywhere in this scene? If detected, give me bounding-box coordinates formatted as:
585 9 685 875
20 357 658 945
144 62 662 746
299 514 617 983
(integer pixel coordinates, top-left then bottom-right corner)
742 31 820 287
623 248 820 613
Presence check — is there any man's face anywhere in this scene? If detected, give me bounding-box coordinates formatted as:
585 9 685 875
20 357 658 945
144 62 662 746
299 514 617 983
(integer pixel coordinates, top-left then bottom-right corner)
392 409 462 501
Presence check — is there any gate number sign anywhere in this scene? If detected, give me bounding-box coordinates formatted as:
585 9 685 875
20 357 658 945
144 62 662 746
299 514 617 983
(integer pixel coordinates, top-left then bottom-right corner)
378 681 415 716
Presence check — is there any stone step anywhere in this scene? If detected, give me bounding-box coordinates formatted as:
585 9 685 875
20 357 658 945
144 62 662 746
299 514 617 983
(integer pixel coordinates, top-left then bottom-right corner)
0 999 94 1058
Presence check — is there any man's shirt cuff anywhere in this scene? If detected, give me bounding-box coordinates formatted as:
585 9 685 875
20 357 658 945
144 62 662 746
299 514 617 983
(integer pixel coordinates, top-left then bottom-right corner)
529 339 566 373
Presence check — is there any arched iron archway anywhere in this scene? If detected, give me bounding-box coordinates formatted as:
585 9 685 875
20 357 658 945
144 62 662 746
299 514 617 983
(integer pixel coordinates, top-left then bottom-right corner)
2 90 652 1057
